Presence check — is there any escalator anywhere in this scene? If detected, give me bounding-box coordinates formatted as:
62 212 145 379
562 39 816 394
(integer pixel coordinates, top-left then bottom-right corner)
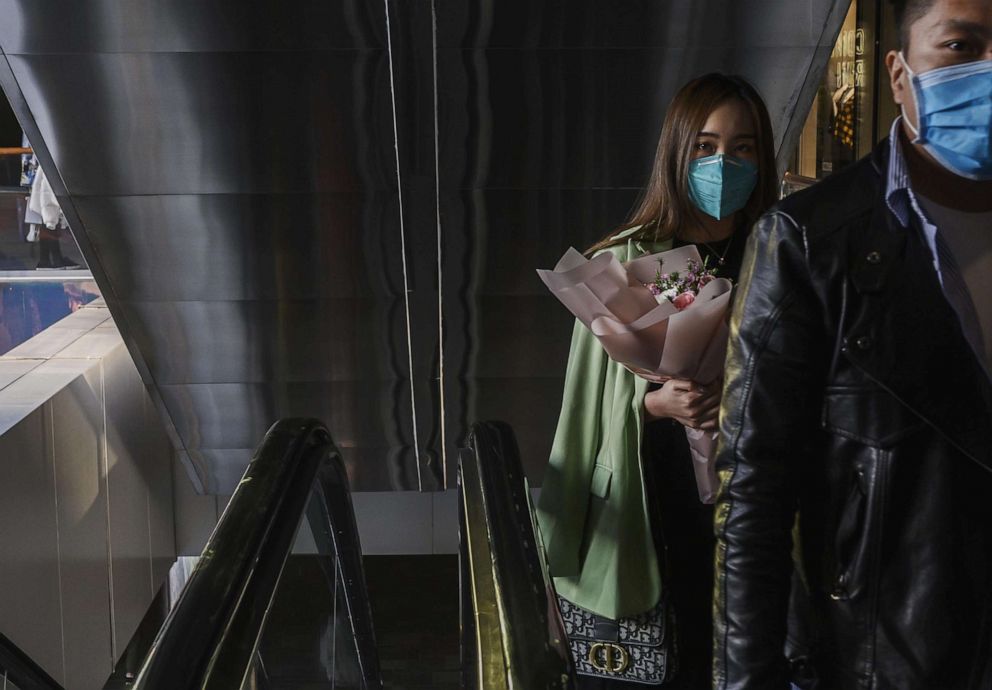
3 417 574 690
133 418 382 690
134 416 573 690
1 417 384 690
0 632 64 690
458 421 576 690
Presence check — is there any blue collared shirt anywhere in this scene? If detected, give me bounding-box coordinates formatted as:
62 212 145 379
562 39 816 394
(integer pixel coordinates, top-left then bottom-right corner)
884 117 945 287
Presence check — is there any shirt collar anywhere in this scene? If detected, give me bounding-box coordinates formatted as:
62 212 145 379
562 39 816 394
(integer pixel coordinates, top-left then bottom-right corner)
885 116 914 228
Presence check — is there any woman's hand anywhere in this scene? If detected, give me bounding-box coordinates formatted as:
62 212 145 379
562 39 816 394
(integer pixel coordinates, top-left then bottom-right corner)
644 378 722 430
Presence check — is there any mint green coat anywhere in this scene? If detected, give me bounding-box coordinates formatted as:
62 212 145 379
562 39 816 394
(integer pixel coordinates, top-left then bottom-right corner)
536 229 673 619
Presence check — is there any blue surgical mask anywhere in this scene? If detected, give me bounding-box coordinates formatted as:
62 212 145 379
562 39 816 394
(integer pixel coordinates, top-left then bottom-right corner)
900 52 992 180
687 154 758 220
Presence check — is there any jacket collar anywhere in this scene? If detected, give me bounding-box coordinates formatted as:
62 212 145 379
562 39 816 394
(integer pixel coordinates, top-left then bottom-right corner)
847 137 992 471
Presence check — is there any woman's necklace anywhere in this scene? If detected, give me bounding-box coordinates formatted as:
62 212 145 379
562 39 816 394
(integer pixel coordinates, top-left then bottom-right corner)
700 232 735 268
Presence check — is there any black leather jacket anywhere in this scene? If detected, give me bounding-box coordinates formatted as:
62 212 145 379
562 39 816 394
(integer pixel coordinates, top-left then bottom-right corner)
713 138 992 690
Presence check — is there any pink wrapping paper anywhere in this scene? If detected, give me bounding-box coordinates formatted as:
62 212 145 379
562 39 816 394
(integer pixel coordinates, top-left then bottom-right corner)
538 245 732 503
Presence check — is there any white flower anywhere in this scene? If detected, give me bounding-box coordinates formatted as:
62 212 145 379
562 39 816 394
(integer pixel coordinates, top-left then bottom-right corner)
660 288 678 302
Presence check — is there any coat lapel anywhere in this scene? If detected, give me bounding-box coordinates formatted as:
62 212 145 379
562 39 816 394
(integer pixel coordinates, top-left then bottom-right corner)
841 180 992 473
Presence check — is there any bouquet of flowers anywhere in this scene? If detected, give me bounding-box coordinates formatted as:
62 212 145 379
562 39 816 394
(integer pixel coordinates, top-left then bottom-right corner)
647 256 718 310
537 245 733 503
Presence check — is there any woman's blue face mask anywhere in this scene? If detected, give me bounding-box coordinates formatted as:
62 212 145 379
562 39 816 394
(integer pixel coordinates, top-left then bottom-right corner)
901 52 992 180
687 154 758 220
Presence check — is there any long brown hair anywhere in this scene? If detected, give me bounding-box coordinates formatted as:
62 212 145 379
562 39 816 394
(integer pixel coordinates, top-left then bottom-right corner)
588 73 777 254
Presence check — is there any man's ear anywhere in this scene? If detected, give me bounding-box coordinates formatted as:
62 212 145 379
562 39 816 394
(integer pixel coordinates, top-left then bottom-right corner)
885 50 907 106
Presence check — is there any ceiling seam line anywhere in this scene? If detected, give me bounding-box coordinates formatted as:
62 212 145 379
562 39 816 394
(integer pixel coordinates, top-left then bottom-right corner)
432 0 448 488
383 0 424 490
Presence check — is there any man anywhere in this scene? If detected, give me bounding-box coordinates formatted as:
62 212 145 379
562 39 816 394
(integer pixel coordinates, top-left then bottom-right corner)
713 1 992 688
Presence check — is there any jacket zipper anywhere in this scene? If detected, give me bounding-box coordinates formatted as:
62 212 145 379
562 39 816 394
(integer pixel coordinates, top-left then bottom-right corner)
862 448 889 689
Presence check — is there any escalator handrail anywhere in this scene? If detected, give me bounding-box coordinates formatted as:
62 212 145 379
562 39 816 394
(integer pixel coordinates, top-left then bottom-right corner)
459 420 575 689
0 633 64 690
134 418 381 689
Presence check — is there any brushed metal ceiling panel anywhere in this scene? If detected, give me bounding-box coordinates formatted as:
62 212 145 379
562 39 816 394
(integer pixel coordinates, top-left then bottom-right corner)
431 0 850 485
433 0 827 49
119 298 429 385
0 0 387 53
154 381 405 451
434 45 839 191
157 382 426 492
191 446 418 495
0 0 849 493
72 193 385 302
7 51 393 195
446 189 640 294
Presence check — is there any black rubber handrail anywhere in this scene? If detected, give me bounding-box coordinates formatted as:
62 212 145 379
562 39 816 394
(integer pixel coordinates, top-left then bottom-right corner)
0 633 64 690
134 418 381 689
459 421 575 689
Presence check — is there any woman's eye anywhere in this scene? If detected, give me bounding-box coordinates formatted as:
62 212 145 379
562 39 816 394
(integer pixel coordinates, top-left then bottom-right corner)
695 142 712 152
736 144 753 154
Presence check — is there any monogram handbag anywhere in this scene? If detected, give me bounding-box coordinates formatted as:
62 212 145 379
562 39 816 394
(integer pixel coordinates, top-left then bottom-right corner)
557 593 678 685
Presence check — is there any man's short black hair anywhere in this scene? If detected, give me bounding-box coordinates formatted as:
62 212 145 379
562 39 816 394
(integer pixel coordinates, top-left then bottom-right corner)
891 0 938 48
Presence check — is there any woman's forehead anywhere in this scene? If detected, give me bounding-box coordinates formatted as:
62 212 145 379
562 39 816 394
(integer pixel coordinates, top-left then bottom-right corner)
699 101 756 135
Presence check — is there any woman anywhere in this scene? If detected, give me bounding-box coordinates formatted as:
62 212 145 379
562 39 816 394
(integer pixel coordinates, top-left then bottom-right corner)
536 73 778 688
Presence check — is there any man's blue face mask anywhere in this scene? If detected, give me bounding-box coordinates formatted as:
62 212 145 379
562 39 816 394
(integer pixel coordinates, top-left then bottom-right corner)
687 154 758 220
901 52 992 180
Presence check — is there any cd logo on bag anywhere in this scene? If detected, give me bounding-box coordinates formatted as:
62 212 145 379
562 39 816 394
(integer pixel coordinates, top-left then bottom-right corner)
588 642 630 673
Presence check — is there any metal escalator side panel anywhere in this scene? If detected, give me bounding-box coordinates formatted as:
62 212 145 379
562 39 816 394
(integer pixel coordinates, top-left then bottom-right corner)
459 448 510 689
133 418 382 690
0 634 64 690
460 422 575 689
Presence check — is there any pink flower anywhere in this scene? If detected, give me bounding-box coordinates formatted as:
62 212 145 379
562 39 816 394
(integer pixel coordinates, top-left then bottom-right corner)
672 291 696 311
646 282 662 296
698 274 714 287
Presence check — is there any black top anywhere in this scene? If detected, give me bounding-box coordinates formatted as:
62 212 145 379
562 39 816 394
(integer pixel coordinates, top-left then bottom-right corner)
646 226 748 688
672 224 749 282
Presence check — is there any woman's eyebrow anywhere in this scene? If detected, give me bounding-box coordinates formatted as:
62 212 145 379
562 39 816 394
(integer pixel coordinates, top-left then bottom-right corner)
697 132 756 139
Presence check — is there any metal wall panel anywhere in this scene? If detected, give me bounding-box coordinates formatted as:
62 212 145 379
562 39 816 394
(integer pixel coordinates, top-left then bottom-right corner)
0 359 40 388
51 368 114 688
172 452 222 557
146 394 178 590
103 344 155 659
0 406 64 685
433 0 850 484
0 305 179 687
